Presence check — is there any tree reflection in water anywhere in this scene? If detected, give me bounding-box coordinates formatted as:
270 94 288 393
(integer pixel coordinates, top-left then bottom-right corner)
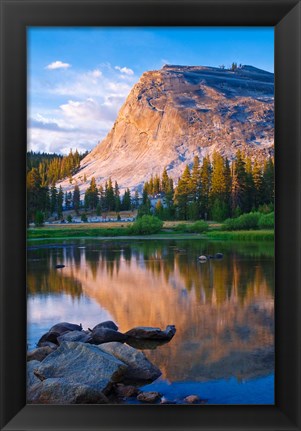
27 239 274 383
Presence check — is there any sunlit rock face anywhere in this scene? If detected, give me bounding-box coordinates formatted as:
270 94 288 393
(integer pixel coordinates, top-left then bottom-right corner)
59 64 274 194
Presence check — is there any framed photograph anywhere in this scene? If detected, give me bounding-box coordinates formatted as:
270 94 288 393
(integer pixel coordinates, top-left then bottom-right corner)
0 0 300 430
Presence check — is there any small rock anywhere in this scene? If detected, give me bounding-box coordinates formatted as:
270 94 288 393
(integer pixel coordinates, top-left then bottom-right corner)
115 383 140 398
92 321 118 331
125 325 176 341
198 255 207 262
90 328 127 345
137 391 162 403
27 346 55 362
215 253 223 259
184 395 200 404
160 396 177 404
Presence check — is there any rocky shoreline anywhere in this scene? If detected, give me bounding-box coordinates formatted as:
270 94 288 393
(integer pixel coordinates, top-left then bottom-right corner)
27 320 207 404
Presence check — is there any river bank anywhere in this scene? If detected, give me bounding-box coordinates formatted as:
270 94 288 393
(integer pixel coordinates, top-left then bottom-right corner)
27 224 274 241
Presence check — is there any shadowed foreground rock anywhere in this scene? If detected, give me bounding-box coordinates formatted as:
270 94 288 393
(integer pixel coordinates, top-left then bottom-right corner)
92 321 119 331
28 378 109 404
100 342 161 382
27 346 56 362
28 342 127 404
125 325 176 341
90 327 127 345
57 330 92 344
37 322 83 347
27 360 41 387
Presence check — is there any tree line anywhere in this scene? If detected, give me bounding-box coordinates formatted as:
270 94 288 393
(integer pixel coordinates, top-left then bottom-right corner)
27 150 88 186
27 149 274 224
142 150 274 221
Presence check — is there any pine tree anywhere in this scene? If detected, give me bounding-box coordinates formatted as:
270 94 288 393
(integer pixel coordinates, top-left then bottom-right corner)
262 157 274 205
231 150 248 214
26 167 47 223
105 178 115 211
50 184 58 215
122 189 131 211
174 165 192 220
149 176 154 196
155 199 164 219
138 188 151 217
191 155 201 203
72 185 80 214
133 190 140 209
200 156 211 219
252 159 264 208
99 184 105 211
57 186 64 218
84 177 99 210
114 181 121 212
245 156 255 212
161 167 170 194
153 174 160 195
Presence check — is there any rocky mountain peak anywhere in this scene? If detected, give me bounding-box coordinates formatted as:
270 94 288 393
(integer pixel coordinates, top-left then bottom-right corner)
60 64 274 194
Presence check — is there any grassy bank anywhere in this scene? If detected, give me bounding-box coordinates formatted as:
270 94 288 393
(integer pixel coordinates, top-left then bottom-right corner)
205 230 274 241
27 223 274 241
27 226 130 239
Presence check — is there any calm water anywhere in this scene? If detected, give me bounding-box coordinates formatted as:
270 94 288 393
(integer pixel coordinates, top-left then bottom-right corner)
27 238 274 404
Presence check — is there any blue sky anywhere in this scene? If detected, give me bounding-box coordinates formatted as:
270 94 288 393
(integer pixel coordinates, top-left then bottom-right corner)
28 27 274 155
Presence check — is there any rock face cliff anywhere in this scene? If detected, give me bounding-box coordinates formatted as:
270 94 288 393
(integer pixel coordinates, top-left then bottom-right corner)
61 65 274 192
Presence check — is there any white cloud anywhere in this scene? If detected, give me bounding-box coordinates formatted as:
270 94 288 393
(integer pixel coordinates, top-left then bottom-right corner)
115 65 134 75
90 69 102 78
45 60 71 70
28 64 138 154
51 68 132 98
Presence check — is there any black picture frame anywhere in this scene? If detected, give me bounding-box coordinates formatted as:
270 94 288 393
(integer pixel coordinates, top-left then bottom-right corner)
0 0 300 430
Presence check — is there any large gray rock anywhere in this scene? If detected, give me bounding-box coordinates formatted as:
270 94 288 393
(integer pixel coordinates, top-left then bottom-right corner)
38 341 58 349
37 322 83 347
27 378 109 404
99 342 161 382
27 360 41 388
125 325 176 341
27 346 55 362
49 322 82 334
57 330 92 344
90 327 127 345
34 342 127 397
92 321 118 331
37 331 62 347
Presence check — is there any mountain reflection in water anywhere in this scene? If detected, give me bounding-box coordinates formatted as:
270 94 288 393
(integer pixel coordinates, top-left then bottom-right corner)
27 239 274 402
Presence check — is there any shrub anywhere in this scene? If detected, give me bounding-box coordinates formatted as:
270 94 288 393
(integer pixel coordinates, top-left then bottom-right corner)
173 223 188 232
187 220 209 233
81 213 88 223
258 203 274 214
223 212 261 231
34 210 44 227
128 215 163 235
67 215 72 223
258 212 274 229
